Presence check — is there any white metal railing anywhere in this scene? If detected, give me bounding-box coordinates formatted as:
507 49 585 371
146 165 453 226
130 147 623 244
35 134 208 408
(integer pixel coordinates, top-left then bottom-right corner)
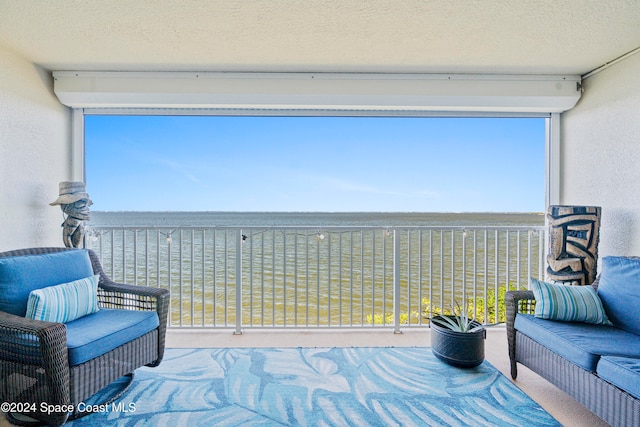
85 225 546 333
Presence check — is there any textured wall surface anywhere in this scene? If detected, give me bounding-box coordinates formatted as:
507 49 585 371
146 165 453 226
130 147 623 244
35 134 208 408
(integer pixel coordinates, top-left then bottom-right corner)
561 53 640 258
1 1 640 75
0 45 71 251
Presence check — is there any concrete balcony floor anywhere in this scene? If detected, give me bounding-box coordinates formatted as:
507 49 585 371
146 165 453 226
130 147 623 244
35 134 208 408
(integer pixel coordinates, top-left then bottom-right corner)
168 327 608 427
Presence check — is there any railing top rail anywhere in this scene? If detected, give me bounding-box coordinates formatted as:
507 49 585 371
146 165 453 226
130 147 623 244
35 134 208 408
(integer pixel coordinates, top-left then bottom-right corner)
88 225 546 232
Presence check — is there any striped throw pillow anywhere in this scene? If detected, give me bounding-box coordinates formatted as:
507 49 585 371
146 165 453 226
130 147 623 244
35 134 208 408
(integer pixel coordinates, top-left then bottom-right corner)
530 277 611 325
25 275 100 323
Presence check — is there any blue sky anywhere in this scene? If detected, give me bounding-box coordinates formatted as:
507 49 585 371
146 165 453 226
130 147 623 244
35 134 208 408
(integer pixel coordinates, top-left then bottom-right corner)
85 116 545 212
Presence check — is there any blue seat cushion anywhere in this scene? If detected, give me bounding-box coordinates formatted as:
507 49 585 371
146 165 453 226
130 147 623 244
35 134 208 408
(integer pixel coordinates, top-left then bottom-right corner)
65 309 159 366
0 250 94 316
515 314 640 371
597 356 640 400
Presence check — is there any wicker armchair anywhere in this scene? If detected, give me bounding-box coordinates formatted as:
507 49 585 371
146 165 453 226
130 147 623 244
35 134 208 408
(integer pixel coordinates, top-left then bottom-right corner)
0 247 169 426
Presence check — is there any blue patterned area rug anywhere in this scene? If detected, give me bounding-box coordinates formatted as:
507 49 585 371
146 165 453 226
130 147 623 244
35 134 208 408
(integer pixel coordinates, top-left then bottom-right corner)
68 347 559 426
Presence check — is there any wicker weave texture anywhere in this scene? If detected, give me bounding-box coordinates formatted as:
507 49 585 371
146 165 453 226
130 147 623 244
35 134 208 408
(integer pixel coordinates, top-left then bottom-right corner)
516 332 640 427
0 247 169 426
70 330 158 405
506 287 640 427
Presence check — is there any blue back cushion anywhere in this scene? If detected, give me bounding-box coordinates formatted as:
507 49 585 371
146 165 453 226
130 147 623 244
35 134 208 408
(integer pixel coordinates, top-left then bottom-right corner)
597 256 640 335
0 250 94 317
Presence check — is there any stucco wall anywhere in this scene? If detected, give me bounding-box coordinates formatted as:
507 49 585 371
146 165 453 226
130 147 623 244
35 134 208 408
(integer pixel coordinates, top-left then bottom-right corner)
0 45 71 251
561 53 640 258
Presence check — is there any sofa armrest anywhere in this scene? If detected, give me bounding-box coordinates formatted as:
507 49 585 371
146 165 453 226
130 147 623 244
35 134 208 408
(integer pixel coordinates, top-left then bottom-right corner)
505 290 536 379
0 311 71 409
506 290 535 320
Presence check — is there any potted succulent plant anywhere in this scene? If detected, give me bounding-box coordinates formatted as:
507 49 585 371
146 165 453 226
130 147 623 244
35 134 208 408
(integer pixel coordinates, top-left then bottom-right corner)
430 301 486 368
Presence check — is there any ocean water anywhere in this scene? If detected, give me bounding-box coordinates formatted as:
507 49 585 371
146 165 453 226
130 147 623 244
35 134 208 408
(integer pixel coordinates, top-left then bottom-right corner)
90 211 545 228
87 211 545 327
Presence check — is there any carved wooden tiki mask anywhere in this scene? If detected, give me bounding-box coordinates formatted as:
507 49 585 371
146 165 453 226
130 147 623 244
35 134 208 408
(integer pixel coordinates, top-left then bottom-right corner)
546 205 601 285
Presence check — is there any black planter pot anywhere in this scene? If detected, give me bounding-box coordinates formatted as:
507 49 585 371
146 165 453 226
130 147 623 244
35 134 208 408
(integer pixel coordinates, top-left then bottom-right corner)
430 315 486 368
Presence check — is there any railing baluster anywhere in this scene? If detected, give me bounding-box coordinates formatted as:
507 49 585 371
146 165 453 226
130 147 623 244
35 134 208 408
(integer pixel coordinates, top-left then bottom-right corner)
484 230 489 323
428 230 433 322
406 229 411 327
294 232 298 327
248 229 254 327
527 229 533 285
327 233 331 327
349 230 354 327
339 231 343 326
179 229 183 327
133 229 138 285
156 230 160 292
261 231 265 327
272 230 276 327
393 229 401 334
235 229 243 335
190 229 194 327
211 228 218 326
439 230 444 311
283 231 287 327
201 229 205 325
305 231 309 327
383 230 387 325
451 230 455 309
360 231 364 326
371 230 376 326
167 229 173 326
418 229 423 326
539 229 545 281
316 231 320 327
110 229 115 279
517 230 522 289
473 229 476 318
224 229 228 327
462 230 466 313
122 229 126 283
145 230 149 287
495 229 499 322
506 230 511 292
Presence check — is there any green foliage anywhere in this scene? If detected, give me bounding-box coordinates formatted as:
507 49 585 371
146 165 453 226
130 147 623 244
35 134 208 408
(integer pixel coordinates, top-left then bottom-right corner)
367 285 509 326
423 286 508 325
366 311 419 326
473 286 507 324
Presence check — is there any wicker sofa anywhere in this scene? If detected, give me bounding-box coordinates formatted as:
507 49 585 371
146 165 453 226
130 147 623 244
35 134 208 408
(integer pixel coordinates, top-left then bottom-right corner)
0 247 169 425
506 256 640 427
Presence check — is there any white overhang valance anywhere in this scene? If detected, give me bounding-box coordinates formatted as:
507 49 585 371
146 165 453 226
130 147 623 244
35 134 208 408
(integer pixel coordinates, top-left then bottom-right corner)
52 71 581 113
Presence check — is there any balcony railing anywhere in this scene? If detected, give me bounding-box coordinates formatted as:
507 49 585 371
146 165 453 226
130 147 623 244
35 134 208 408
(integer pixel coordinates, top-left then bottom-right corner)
85 225 546 333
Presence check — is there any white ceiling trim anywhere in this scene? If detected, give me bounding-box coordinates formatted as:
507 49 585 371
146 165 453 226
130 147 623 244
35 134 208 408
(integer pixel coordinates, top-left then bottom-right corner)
53 71 581 113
